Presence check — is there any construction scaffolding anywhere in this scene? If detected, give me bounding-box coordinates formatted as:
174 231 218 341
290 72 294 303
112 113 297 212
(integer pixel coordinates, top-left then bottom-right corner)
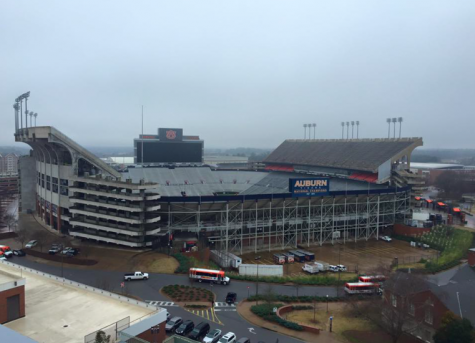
159 189 411 255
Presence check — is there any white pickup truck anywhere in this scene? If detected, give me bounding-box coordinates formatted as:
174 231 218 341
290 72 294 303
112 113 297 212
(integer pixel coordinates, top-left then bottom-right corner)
124 271 149 281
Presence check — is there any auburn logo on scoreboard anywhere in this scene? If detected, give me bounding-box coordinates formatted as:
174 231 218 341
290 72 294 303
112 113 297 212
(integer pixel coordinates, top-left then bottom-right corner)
166 130 177 140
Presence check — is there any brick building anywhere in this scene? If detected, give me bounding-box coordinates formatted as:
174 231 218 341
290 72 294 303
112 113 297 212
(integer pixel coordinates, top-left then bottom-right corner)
383 273 451 343
0 270 26 324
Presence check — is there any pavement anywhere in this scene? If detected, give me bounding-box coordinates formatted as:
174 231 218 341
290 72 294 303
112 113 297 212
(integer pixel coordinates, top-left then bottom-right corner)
6 256 337 343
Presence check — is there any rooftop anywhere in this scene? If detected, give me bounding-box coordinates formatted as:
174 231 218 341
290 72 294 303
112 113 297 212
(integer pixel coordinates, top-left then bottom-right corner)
1 263 158 343
410 162 465 170
264 138 423 173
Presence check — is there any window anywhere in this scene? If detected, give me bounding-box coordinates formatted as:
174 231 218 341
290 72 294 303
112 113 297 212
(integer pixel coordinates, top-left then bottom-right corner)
52 177 58 184
53 184 58 193
391 294 397 308
425 308 433 325
408 303 415 316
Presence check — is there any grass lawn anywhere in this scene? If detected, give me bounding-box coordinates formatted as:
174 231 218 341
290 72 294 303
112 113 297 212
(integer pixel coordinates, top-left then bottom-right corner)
285 302 377 341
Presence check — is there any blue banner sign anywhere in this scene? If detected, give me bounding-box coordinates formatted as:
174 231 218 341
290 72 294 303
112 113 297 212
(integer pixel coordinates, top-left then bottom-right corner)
289 178 330 197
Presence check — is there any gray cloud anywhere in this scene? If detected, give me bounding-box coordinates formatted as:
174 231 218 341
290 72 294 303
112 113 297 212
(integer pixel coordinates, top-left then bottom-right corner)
1 0 474 149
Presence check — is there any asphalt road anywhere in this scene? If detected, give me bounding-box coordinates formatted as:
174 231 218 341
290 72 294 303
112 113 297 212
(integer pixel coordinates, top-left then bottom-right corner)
8 257 339 343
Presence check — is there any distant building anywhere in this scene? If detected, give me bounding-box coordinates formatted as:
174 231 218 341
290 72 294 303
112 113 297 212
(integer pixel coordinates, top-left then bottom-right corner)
0 153 19 174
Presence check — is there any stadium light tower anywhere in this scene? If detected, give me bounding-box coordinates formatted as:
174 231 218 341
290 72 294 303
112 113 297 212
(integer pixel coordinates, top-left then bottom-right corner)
23 92 30 128
386 118 391 138
351 121 355 139
34 112 38 126
346 121 350 139
29 111 33 126
392 118 397 138
308 123 312 140
398 117 403 138
356 121 360 139
341 122 344 139
312 123 316 139
303 124 307 139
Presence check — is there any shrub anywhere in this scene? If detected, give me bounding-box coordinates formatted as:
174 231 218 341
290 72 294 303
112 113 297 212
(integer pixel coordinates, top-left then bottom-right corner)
251 303 303 331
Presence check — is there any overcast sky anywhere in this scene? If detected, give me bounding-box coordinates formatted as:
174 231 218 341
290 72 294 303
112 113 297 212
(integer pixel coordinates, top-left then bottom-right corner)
1 1 474 150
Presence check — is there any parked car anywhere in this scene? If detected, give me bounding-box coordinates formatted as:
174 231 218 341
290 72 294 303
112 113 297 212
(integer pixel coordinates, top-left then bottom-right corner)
203 329 222 343
13 249 26 257
165 317 183 332
328 265 339 272
336 264 347 272
188 321 210 341
124 271 149 281
25 240 38 248
218 332 236 343
381 236 392 242
236 338 251 343
0 254 7 261
175 320 194 336
225 292 237 304
62 247 73 254
49 245 62 255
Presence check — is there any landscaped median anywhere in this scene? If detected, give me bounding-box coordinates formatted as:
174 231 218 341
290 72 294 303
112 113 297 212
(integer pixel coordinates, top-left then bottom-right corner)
162 284 214 304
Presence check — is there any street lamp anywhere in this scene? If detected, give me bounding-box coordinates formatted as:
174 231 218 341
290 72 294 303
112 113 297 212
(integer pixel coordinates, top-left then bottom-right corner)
326 294 329 313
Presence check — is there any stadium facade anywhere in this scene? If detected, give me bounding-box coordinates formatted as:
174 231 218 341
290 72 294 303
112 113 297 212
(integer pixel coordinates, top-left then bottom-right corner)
13 96 424 253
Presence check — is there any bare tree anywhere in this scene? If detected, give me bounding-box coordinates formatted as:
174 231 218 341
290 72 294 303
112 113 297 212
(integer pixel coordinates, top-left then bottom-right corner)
3 213 16 232
31 231 54 252
262 284 277 304
14 224 31 248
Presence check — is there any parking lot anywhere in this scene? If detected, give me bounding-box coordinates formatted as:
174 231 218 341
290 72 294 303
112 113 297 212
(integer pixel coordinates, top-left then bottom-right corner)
241 239 438 276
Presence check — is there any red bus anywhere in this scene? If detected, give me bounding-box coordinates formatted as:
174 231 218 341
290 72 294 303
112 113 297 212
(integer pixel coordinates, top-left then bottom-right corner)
358 275 386 283
189 268 230 285
344 282 381 295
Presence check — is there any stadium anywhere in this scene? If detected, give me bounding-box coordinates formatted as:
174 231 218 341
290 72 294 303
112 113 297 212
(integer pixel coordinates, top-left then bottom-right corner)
13 96 424 253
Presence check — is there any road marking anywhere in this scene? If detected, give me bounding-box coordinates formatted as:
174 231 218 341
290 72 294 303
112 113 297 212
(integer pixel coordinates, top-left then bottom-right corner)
185 307 224 325
146 301 178 307
248 327 256 334
214 302 236 307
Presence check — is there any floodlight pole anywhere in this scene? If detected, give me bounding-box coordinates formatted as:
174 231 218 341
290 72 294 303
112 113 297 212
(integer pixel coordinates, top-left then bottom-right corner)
351 121 355 139
346 122 349 139
308 124 312 140
386 118 391 138
313 123 316 139
141 105 144 164
303 124 307 139
25 97 28 128
341 122 344 139
398 117 403 138
356 121 359 139
392 118 397 138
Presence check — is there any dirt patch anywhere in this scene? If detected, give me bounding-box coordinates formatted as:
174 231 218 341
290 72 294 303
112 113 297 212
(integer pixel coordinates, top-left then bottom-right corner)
241 239 438 275
285 301 376 341
132 251 179 274
26 249 97 265
0 232 17 239
162 285 215 303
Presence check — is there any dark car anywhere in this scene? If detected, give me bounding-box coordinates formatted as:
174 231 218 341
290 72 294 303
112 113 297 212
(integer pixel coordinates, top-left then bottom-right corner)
165 317 183 332
13 249 26 257
175 320 194 336
225 292 237 304
236 338 250 343
188 321 210 341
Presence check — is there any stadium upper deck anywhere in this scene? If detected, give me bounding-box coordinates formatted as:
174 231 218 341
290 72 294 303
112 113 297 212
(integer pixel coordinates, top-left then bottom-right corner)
264 138 423 184
122 167 388 198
